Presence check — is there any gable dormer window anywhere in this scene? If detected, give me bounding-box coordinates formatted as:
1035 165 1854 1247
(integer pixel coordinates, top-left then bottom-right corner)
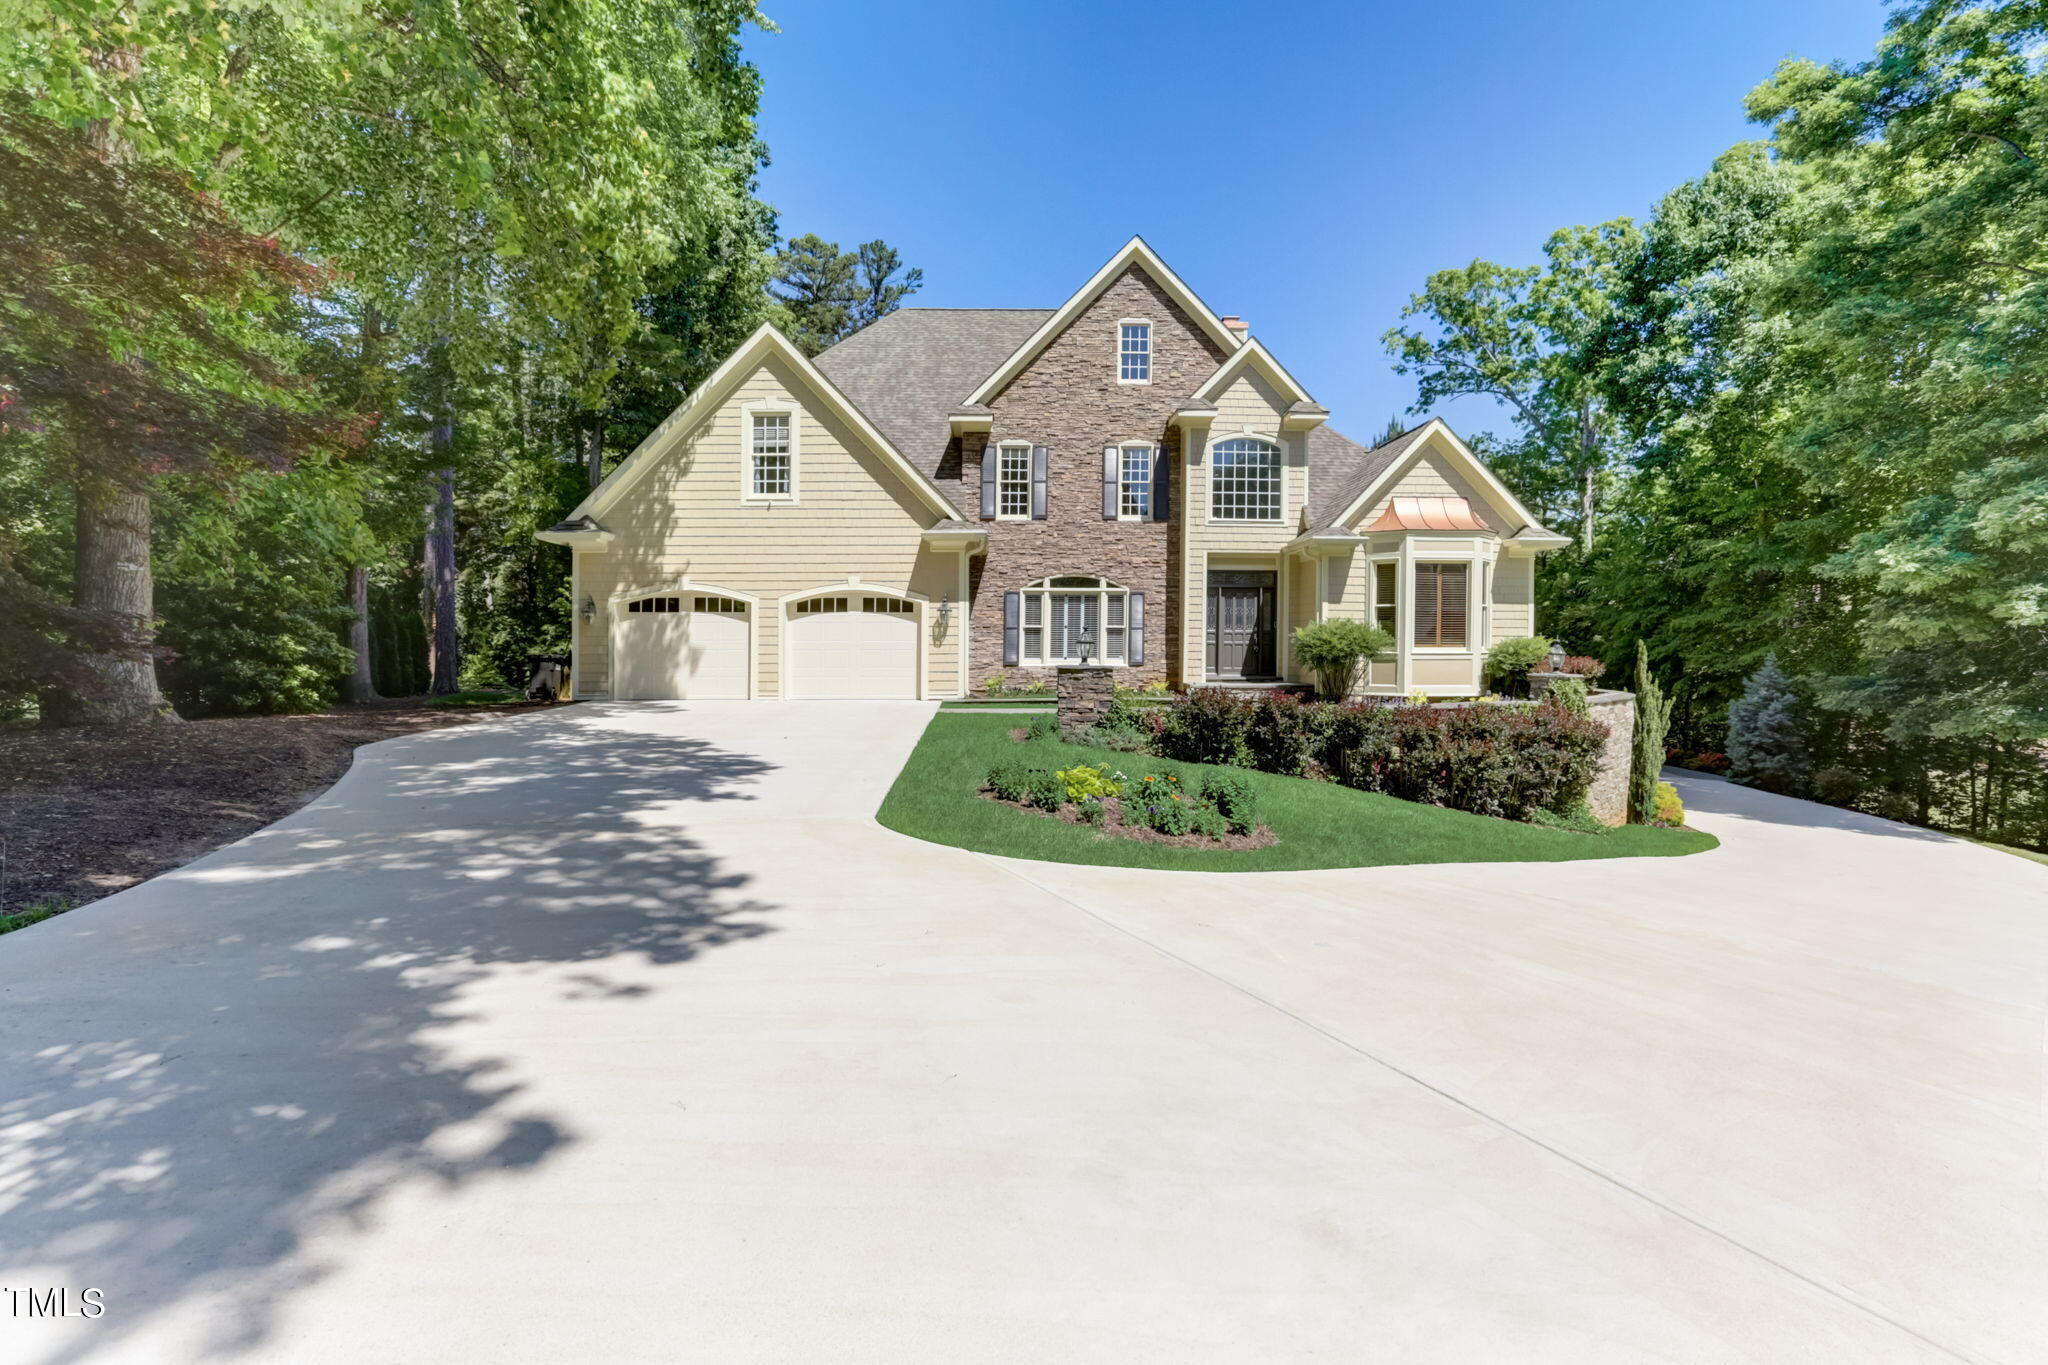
745 405 796 501
1118 321 1151 383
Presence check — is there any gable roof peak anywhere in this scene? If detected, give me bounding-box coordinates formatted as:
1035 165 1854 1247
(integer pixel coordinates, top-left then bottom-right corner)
962 236 1243 405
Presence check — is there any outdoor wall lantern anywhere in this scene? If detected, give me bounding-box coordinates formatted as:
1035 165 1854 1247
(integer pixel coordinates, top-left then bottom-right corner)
579 596 596 623
936 594 951 630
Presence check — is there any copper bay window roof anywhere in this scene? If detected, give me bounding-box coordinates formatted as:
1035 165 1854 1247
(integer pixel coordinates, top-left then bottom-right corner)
1363 496 1492 533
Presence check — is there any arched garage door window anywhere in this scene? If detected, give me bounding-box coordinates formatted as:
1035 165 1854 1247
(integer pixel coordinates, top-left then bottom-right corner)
785 591 921 699
613 590 750 699
1007 575 1142 667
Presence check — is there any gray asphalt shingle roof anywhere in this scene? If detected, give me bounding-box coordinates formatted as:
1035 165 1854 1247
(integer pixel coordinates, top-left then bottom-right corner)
814 308 1426 529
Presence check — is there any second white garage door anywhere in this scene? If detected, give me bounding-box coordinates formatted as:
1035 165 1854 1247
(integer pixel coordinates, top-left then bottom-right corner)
785 595 919 699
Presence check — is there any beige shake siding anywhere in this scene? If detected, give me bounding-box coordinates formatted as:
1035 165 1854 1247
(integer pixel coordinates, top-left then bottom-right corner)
572 353 966 699
1490 553 1534 643
1178 369 1305 682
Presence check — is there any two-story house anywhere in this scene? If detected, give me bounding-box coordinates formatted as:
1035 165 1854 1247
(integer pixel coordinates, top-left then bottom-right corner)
539 238 1569 700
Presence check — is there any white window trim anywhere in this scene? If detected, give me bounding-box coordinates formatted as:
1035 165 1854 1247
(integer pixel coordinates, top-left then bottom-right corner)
995 440 1034 521
1409 557 1479 653
1017 575 1132 668
1205 430 1286 524
1116 318 1153 385
740 400 799 505
1116 441 1155 521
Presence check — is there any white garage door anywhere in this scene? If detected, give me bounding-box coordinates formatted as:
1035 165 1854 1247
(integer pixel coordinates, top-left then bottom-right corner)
786 595 919 699
612 594 750 699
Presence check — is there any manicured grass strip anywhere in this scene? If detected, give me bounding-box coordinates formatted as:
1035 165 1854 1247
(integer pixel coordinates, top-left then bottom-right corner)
876 712 1717 872
425 689 522 707
1966 836 2048 869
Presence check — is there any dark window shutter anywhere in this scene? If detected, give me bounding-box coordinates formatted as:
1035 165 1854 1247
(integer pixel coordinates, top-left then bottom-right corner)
1101 446 1118 519
979 441 996 520
1003 591 1021 666
1153 449 1171 521
1128 593 1146 666
1030 445 1048 520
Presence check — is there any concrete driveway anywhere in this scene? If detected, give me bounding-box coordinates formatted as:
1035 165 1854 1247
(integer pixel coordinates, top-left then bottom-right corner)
2 702 2044 1364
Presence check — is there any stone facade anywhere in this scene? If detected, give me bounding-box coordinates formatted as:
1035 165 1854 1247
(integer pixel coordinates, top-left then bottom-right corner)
1055 666 1117 742
959 265 1230 691
1586 690 1636 826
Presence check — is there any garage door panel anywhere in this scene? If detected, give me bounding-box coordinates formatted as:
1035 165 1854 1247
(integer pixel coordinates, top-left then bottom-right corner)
614 605 749 699
788 603 918 699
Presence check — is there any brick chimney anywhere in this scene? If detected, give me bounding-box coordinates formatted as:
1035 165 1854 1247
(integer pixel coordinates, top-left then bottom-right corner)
1220 315 1249 337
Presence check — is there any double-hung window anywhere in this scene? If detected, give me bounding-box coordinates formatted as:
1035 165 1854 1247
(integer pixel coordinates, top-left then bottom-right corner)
997 442 1032 518
1413 563 1470 648
1210 437 1282 521
1118 322 1151 383
749 411 793 499
1118 443 1153 519
1373 562 1398 640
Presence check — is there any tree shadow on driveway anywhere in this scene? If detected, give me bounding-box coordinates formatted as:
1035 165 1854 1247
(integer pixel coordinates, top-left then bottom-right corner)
0 709 778 1362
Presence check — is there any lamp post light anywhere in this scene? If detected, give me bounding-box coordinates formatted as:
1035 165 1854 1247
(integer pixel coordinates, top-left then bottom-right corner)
579 596 596 624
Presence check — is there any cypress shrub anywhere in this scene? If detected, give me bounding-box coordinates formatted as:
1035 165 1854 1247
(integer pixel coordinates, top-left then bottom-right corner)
1629 642 1675 823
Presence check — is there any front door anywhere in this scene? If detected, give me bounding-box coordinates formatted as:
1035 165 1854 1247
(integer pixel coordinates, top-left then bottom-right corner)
1206 571 1276 679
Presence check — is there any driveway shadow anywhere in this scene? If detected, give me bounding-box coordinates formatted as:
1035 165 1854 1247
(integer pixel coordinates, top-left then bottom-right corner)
0 709 778 1362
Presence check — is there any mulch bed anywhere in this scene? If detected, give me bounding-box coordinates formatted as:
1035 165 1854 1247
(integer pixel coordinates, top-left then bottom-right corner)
979 790 1277 851
0 697 548 911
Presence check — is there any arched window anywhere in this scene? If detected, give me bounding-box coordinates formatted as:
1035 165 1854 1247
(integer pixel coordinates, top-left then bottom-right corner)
1210 437 1282 521
1017 575 1133 666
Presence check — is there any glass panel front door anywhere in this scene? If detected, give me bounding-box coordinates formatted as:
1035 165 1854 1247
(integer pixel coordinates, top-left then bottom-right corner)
1205 571 1276 679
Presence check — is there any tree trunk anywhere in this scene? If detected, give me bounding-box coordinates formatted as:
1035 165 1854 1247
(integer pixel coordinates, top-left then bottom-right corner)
424 341 460 694
343 564 380 703
53 473 175 726
584 413 606 489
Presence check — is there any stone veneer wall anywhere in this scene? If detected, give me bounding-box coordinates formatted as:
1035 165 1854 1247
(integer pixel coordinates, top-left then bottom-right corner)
1585 690 1636 826
1055 667 1117 742
959 265 1231 691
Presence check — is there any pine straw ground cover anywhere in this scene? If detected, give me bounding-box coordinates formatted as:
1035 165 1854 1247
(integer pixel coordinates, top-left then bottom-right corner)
0 697 546 919
877 712 1717 872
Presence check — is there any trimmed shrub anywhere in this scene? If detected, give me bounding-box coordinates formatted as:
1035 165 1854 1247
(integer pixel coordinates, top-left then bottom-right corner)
1291 618 1393 699
1727 653 1810 794
1542 676 1591 718
985 763 1034 803
1025 769 1065 812
1188 800 1229 840
1200 771 1259 834
1559 655 1605 680
1323 701 1607 821
1483 636 1553 692
1653 781 1685 827
1527 802 1608 835
1091 717 1151 752
1244 692 1333 776
1813 766 1862 806
1155 688 1255 767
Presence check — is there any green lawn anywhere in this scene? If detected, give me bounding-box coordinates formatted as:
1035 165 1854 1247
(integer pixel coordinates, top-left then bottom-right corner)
877 712 1718 871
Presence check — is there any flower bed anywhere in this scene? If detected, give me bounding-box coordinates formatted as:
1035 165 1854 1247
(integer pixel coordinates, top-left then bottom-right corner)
981 757 1273 849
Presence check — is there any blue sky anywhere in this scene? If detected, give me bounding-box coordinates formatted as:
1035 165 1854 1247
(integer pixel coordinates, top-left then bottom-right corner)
746 0 1885 439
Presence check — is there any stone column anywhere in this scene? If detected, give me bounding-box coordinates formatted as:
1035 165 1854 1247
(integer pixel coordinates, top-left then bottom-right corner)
1055 666 1116 743
1585 690 1636 826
